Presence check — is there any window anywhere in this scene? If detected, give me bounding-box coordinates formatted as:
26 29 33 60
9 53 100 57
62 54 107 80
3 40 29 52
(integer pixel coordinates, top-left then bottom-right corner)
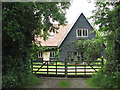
77 29 82 36
50 51 55 57
83 30 88 36
38 41 41 45
38 52 42 58
68 52 76 60
49 32 54 38
77 52 81 57
68 52 83 61
76 29 88 37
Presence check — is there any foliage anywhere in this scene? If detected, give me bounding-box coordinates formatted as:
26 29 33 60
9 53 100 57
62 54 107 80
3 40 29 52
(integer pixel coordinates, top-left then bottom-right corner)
87 65 120 88
30 45 60 61
76 39 103 62
58 80 70 88
23 73 42 88
87 1 120 88
55 48 60 60
66 38 103 62
2 2 70 87
2 73 42 88
91 1 120 65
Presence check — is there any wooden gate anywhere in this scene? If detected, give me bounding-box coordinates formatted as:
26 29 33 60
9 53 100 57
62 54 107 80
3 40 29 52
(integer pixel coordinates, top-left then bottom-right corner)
31 58 104 77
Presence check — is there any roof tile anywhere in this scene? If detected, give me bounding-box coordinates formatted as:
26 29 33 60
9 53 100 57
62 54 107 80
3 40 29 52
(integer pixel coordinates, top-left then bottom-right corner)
36 24 71 47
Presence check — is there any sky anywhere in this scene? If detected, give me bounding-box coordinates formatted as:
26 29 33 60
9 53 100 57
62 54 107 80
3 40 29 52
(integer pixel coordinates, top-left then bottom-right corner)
66 0 96 24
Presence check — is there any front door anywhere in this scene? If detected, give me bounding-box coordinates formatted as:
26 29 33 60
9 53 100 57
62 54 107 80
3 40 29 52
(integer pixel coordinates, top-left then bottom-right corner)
43 51 50 61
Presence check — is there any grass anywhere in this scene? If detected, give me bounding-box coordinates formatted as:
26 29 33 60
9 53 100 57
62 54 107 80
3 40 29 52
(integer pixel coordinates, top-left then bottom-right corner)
58 80 70 88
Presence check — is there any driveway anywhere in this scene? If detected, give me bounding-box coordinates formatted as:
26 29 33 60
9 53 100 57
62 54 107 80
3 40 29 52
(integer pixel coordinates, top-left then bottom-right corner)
32 77 89 88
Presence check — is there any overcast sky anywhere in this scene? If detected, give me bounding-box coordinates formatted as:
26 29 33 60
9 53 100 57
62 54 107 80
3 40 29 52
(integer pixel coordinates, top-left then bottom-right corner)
66 0 96 24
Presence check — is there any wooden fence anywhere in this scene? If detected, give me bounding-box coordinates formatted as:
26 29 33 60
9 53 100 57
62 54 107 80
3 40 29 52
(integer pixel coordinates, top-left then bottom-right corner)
31 58 104 77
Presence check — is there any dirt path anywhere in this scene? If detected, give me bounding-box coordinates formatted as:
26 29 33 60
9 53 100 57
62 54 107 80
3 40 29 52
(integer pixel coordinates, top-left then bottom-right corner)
32 77 89 88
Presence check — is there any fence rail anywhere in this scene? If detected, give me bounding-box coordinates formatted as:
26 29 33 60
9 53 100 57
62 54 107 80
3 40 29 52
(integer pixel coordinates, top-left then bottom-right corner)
31 58 104 77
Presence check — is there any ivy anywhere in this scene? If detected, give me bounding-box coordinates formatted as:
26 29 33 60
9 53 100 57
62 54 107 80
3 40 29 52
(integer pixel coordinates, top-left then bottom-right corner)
30 44 60 61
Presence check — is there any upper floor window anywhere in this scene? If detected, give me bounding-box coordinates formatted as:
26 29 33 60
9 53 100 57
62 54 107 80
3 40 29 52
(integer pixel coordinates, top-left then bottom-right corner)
76 29 88 37
49 32 54 38
50 51 55 57
77 52 81 57
38 52 42 58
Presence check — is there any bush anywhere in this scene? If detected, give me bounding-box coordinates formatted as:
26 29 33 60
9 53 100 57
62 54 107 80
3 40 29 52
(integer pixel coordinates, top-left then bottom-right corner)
23 73 42 88
87 67 120 88
2 72 42 88
2 73 20 88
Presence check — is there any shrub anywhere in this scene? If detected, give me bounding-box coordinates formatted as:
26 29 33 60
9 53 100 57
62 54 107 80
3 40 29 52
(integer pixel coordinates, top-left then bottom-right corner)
23 73 42 88
2 74 20 88
87 66 120 88
2 72 42 88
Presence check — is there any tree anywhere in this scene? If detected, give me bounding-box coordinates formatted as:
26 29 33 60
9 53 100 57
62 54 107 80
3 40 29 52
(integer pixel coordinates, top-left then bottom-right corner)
76 39 103 62
88 1 120 88
66 38 103 62
91 1 120 72
2 2 70 87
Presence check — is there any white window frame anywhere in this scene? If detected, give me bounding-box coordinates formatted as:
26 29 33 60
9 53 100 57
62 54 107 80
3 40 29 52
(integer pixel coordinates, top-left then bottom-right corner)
50 51 55 58
77 52 81 57
49 32 54 38
76 29 88 37
38 52 42 58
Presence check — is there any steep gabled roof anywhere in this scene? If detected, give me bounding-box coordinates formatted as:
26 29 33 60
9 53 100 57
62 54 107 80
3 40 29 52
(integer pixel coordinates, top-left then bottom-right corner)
58 13 94 47
36 13 94 47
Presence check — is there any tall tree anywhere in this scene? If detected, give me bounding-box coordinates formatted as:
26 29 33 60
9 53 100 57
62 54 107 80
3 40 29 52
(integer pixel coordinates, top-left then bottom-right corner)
91 1 120 72
2 2 70 87
88 1 120 88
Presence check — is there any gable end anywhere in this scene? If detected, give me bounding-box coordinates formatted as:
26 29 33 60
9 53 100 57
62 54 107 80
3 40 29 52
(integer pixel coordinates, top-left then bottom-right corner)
58 13 95 47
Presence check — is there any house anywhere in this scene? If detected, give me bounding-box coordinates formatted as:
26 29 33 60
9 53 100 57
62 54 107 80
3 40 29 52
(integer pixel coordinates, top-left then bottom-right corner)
35 13 106 62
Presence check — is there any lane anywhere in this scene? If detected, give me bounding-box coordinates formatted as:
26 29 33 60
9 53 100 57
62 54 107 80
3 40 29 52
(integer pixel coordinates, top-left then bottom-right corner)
32 77 89 88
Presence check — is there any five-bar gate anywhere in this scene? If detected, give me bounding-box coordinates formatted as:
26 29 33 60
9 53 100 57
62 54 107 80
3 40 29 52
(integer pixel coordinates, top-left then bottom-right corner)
31 59 104 77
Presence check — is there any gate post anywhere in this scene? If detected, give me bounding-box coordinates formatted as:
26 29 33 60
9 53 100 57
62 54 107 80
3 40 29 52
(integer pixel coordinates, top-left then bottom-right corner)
84 61 86 78
101 57 104 67
65 59 67 77
56 61 57 76
101 57 104 73
47 61 48 76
